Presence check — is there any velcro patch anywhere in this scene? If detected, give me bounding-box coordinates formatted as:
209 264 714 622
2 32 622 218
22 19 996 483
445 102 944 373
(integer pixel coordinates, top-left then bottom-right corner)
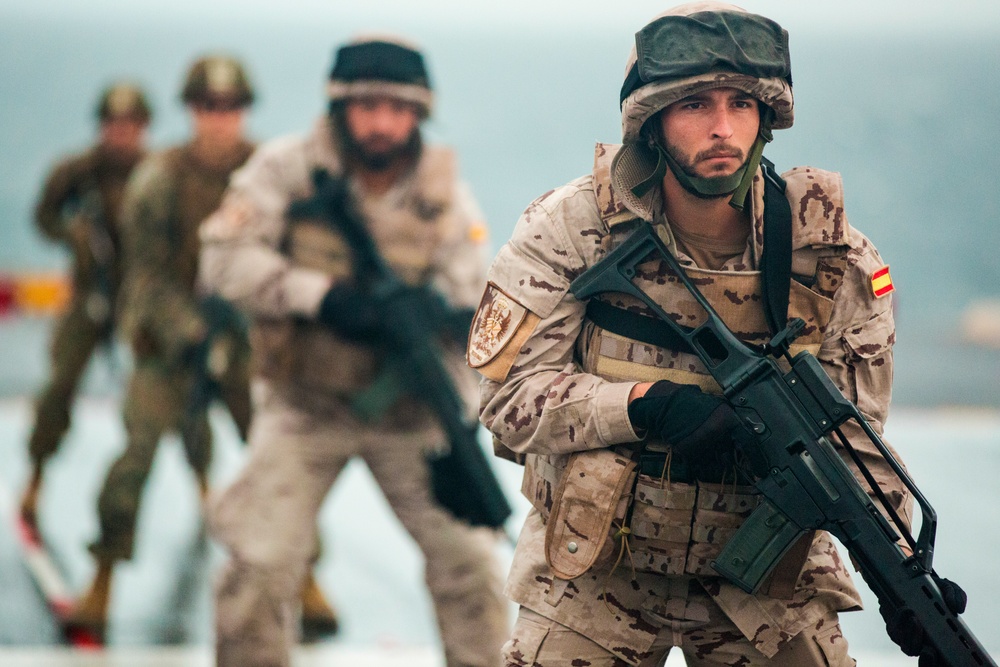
870 265 894 299
467 283 527 368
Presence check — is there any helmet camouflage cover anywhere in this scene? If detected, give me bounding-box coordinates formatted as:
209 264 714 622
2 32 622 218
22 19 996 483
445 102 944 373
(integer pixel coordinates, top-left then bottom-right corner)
327 35 433 118
96 82 152 123
612 1 794 217
181 54 255 108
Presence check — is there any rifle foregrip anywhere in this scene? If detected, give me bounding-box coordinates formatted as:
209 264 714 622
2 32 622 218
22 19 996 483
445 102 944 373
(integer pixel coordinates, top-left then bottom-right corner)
712 499 805 594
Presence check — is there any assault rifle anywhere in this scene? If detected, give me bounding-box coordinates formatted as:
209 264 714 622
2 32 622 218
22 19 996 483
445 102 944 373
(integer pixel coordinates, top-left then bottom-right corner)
181 295 247 451
288 169 512 531
570 222 995 667
69 184 118 343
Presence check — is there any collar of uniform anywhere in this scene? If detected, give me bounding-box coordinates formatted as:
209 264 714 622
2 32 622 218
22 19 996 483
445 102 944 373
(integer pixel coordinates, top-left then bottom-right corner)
309 116 347 176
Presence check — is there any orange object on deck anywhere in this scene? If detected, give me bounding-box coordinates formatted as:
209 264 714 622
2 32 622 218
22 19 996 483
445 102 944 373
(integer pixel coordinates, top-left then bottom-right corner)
13 273 71 315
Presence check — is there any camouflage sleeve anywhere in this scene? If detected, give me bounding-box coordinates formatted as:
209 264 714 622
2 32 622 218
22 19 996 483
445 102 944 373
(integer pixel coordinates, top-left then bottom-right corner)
818 232 913 533
33 152 91 242
427 179 490 309
198 136 331 319
475 181 642 457
119 154 204 360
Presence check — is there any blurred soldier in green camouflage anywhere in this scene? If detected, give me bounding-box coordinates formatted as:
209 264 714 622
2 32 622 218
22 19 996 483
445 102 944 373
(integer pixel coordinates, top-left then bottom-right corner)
67 55 338 640
21 82 150 534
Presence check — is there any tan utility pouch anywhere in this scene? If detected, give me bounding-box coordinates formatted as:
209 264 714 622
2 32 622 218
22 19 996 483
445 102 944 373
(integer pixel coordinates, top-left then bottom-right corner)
543 449 637 580
629 475 699 575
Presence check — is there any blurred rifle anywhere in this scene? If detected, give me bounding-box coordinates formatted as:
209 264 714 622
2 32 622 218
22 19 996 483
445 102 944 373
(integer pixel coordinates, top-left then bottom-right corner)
181 295 247 452
288 169 512 531
67 181 118 347
571 221 996 667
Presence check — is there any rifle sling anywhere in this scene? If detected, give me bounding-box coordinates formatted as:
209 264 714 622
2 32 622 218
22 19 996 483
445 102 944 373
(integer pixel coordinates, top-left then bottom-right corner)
586 299 695 354
759 157 792 336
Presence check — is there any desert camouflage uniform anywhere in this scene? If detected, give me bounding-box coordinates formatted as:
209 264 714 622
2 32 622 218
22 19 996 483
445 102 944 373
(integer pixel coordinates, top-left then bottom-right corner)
200 118 507 667
28 144 143 466
471 143 909 666
89 139 254 561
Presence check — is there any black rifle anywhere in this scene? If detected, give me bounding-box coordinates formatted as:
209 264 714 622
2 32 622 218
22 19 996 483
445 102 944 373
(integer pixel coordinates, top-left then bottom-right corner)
288 169 512 531
570 222 995 667
181 295 247 452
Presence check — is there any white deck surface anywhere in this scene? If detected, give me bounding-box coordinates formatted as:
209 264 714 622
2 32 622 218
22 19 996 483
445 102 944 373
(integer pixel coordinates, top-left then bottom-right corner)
1 396 998 665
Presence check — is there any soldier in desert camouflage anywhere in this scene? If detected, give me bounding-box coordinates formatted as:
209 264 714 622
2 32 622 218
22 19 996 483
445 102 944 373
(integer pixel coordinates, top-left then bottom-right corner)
469 3 944 665
69 55 337 640
199 35 507 667
21 82 150 534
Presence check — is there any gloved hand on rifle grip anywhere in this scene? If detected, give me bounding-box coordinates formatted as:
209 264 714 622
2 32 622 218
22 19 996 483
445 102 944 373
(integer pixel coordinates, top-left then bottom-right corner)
316 282 384 342
627 380 752 465
879 575 967 665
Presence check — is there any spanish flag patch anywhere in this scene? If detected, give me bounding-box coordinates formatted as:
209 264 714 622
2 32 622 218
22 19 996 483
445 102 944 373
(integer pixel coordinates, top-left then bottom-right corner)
870 265 895 298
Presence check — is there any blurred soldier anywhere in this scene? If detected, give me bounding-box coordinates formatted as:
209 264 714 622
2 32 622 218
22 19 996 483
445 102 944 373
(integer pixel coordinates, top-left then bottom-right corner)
471 3 962 665
68 55 338 641
21 82 150 533
200 35 508 667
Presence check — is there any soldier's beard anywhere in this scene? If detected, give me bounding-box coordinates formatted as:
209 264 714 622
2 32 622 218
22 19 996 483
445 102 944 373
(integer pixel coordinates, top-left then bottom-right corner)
351 133 418 171
334 120 422 173
664 141 748 199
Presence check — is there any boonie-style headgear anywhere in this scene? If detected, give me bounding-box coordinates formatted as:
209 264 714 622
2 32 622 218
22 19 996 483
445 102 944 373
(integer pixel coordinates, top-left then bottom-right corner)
612 2 793 218
327 35 433 118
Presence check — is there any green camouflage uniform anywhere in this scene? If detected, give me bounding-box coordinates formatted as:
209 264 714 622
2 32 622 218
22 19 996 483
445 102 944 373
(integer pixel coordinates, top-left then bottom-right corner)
90 139 255 561
28 144 143 466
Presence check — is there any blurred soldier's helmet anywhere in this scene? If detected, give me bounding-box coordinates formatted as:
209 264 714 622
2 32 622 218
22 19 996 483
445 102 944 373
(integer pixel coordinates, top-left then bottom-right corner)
96 82 152 123
612 2 794 215
327 35 433 118
181 55 255 109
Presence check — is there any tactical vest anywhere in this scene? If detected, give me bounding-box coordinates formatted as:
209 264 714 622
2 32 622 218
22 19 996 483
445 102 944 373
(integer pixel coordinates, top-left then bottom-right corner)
255 144 459 399
523 143 852 595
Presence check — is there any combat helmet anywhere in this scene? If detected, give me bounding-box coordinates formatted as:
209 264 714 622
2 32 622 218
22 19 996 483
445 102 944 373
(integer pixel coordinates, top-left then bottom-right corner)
96 82 152 123
327 35 433 118
181 54 255 109
612 1 793 218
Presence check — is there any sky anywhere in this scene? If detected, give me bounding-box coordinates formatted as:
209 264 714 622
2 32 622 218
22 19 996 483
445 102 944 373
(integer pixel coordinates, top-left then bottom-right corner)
2 0 999 34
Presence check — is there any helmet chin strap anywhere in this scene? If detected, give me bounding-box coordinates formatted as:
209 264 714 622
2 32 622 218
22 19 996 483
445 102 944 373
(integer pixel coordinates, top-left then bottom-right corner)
661 144 750 199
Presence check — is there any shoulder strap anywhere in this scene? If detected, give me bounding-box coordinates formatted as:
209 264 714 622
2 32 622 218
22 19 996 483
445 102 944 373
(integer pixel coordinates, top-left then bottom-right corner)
760 157 792 336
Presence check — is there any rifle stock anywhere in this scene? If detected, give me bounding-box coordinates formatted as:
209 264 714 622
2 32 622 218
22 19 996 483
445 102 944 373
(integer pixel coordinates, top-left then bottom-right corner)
570 222 996 667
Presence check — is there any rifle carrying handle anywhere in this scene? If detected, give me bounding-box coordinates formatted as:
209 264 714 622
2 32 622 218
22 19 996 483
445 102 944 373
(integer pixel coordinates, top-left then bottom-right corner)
712 499 805 594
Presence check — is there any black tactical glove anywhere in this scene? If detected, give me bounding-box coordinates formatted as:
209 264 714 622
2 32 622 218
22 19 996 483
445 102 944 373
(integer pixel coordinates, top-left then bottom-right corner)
316 283 384 342
880 575 967 665
627 380 752 465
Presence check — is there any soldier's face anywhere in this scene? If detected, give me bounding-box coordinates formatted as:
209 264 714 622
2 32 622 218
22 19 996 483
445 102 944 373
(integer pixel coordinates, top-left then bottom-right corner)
100 118 147 155
344 96 421 170
191 105 247 146
658 88 760 180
